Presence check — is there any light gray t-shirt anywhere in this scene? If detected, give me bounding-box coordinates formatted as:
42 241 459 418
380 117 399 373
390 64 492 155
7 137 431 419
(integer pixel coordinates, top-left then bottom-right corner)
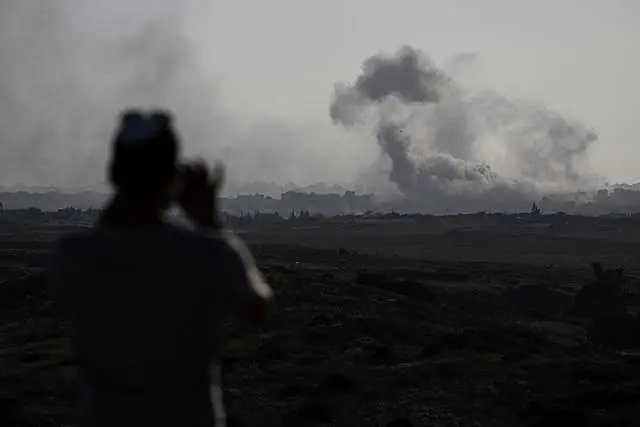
50 223 266 393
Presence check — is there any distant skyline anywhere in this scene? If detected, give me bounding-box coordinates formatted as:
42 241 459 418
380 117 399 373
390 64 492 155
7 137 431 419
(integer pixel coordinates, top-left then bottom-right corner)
0 0 638 191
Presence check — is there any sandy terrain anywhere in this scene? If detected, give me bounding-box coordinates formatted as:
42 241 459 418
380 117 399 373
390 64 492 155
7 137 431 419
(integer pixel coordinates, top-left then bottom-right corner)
1 216 640 426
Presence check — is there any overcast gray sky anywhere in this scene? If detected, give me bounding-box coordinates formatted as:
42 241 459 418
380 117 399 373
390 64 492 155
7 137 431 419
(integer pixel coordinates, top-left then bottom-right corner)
1 0 638 191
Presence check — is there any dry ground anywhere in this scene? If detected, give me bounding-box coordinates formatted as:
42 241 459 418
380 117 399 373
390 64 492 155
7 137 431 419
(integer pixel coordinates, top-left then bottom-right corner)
1 217 640 426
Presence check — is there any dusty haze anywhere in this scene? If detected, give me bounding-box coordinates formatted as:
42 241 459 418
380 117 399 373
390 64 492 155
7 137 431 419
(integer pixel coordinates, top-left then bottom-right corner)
0 0 638 201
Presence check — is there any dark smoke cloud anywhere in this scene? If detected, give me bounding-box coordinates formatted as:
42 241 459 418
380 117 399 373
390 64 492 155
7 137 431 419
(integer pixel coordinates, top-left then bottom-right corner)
330 47 446 126
331 45 599 211
355 46 446 104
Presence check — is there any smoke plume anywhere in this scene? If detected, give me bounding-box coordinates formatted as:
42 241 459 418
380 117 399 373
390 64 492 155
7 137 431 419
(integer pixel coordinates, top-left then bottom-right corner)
331 46 599 211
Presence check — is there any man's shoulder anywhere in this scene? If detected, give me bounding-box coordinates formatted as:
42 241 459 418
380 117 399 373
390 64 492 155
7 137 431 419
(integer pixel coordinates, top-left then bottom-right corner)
52 224 238 258
164 224 240 257
53 229 97 254
50 229 103 270
165 223 226 243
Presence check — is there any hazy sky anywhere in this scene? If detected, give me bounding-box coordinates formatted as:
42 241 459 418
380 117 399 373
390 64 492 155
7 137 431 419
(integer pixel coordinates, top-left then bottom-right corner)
1 0 639 191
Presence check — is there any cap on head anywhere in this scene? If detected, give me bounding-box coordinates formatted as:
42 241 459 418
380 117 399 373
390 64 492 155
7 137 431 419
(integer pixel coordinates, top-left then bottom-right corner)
117 110 172 144
109 108 180 195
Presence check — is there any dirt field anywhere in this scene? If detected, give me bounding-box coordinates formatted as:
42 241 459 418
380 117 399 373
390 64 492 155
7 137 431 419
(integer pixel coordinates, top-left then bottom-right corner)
1 217 640 426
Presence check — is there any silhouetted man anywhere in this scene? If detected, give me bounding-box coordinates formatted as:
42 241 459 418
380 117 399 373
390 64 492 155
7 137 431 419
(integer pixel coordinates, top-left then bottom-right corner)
50 110 273 427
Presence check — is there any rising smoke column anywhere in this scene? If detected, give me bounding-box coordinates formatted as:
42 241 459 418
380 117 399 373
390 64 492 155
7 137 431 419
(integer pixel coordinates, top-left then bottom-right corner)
330 45 598 211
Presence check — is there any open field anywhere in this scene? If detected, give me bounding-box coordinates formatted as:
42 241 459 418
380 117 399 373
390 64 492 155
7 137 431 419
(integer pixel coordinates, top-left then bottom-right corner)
2 216 640 426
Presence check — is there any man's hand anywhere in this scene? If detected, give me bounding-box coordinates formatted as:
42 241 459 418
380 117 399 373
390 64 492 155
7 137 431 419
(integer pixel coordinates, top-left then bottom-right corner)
178 161 225 229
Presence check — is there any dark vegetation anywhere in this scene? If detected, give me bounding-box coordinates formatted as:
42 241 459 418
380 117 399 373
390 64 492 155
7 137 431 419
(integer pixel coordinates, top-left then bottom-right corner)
2 214 640 426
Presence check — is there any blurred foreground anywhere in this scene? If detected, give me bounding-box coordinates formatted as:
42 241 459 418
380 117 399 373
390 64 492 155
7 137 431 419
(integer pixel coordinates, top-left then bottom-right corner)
1 215 640 426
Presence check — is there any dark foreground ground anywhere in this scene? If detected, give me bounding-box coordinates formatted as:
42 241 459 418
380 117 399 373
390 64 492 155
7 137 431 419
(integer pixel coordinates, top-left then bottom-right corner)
1 217 640 426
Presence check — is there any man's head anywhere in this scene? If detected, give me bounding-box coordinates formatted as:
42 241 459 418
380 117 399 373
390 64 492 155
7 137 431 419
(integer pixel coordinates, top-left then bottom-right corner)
108 109 181 210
